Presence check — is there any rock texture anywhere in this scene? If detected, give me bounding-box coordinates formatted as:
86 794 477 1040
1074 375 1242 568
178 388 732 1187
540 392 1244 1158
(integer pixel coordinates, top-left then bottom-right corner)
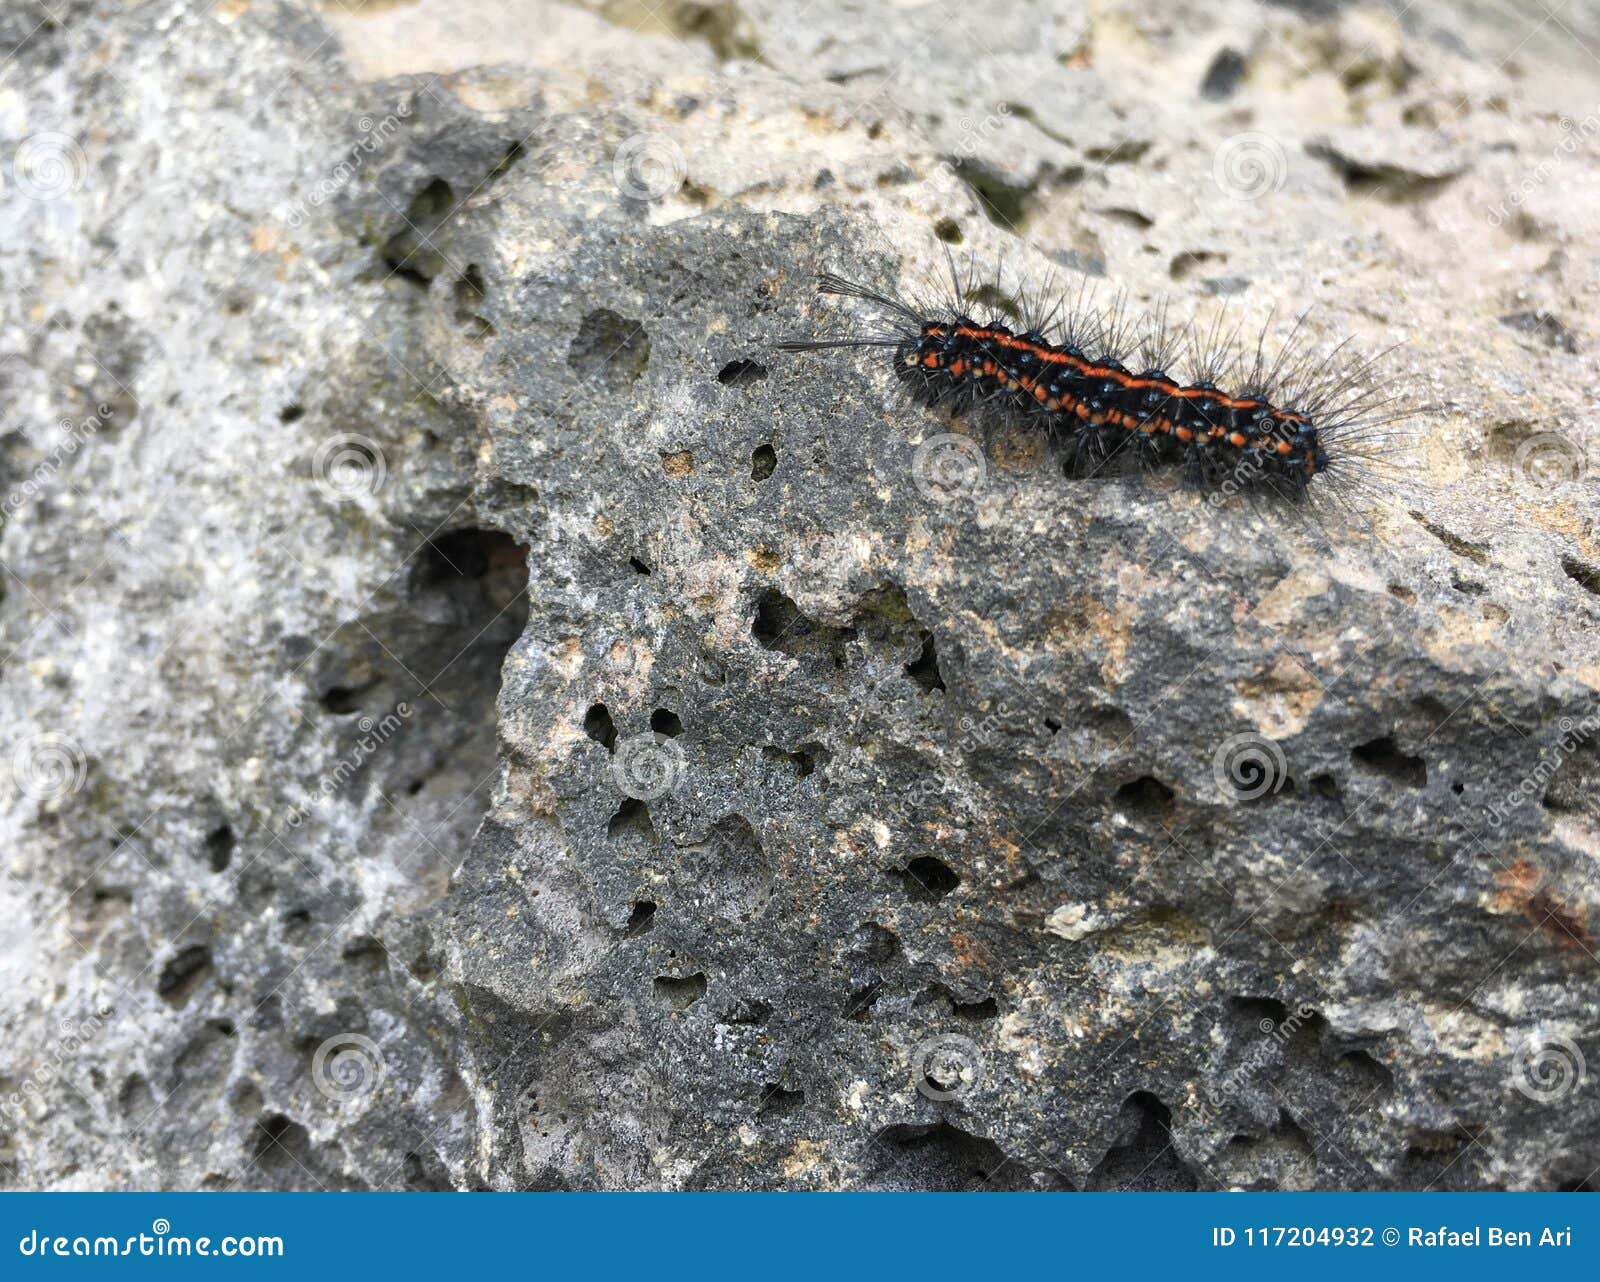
1 0 1598 1190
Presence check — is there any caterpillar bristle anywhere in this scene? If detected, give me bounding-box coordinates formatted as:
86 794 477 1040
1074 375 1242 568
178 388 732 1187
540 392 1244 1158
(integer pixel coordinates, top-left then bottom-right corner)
771 337 902 352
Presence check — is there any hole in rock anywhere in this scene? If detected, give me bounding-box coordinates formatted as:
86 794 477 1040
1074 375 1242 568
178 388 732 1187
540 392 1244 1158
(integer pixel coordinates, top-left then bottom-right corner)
1201 47 1246 99
762 743 825 778
624 900 657 937
378 178 455 286
584 703 618 752
652 973 707 1009
894 855 960 902
1562 556 1600 595
608 798 657 844
758 1084 805 1118
751 588 848 665
306 524 528 911
867 1123 1036 1191
568 309 651 383
904 633 946 692
1114 775 1175 819
204 824 235 872
1351 735 1426 788
1087 1093 1199 1191
717 359 768 387
157 944 213 1009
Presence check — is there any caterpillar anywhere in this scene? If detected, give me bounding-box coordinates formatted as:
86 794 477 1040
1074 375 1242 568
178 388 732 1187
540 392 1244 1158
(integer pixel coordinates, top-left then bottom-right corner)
775 255 1409 513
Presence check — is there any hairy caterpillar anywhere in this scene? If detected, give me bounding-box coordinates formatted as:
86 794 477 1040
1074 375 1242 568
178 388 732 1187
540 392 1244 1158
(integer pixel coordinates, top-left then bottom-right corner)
776 254 1409 514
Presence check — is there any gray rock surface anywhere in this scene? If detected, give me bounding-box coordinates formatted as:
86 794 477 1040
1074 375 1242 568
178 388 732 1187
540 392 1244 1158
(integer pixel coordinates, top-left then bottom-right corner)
1 0 1598 1190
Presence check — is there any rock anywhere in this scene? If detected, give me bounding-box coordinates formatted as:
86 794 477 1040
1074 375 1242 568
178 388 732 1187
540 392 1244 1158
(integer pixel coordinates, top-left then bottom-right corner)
0 0 1597 1192
1307 125 1471 188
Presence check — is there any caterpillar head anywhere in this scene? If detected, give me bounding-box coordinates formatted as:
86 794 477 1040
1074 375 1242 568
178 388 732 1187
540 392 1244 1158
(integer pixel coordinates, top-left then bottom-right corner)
902 321 949 369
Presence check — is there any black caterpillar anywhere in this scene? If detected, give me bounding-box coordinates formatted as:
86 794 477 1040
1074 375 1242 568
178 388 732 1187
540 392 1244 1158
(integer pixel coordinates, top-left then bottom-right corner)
777 259 1407 509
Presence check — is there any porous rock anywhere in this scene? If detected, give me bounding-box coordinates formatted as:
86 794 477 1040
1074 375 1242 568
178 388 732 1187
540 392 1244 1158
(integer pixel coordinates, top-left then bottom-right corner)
1 0 1597 1191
